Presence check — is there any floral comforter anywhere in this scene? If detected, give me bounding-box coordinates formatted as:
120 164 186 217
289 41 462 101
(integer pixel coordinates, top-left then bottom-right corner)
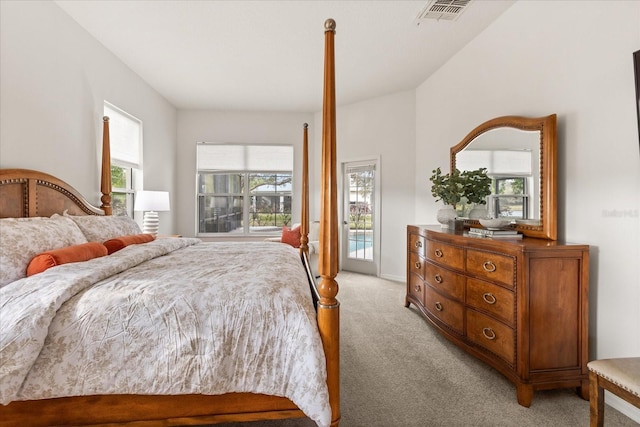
0 239 330 427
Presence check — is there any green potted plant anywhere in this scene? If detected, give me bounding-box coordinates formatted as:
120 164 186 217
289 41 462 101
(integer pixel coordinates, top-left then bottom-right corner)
429 167 491 227
430 167 463 205
461 167 492 218
429 167 464 227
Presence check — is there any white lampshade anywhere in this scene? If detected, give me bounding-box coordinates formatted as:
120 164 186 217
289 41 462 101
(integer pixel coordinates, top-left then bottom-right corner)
134 191 170 236
134 190 170 212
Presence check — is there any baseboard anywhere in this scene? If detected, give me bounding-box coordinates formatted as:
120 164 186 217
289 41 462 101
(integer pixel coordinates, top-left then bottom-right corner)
607 393 640 423
379 273 404 283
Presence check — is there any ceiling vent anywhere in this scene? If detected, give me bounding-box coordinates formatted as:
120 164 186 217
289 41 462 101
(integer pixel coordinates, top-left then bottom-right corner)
415 0 473 23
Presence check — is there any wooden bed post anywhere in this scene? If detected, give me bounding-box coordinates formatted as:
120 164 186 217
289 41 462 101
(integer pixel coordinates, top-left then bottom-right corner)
100 116 112 215
300 123 310 258
318 18 340 427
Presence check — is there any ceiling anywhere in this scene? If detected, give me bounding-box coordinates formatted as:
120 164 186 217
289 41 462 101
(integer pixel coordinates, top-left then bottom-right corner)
55 0 515 113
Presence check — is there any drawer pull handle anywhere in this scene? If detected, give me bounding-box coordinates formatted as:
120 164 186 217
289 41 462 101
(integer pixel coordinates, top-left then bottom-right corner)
414 285 421 293
434 274 443 284
415 240 422 248
482 328 496 340
434 249 443 258
414 261 421 270
434 302 443 311
482 293 497 305
483 261 497 272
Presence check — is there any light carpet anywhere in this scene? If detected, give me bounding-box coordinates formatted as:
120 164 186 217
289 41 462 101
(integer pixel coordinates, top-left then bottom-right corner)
207 271 638 427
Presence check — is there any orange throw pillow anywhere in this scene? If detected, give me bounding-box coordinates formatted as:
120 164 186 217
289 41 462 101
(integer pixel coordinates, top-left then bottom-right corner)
103 233 155 255
27 242 108 276
281 225 301 248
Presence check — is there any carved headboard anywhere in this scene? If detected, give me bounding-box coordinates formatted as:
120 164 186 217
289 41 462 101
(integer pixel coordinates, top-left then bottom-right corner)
0 169 105 218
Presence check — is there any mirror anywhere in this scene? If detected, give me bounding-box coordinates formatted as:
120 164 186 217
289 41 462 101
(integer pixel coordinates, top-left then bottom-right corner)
451 114 557 240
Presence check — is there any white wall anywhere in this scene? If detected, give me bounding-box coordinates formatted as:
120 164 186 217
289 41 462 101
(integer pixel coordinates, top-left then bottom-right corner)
0 1 177 234
416 0 639 420
176 110 313 238
312 91 416 281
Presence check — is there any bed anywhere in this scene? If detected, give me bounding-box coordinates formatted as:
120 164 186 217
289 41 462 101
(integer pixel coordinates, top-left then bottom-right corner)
0 19 340 427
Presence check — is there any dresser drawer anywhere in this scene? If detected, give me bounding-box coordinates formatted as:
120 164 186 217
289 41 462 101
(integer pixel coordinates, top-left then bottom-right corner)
425 286 463 334
425 240 464 271
466 278 515 326
409 232 425 257
466 309 515 365
408 273 425 305
409 252 426 280
425 262 465 301
466 249 515 287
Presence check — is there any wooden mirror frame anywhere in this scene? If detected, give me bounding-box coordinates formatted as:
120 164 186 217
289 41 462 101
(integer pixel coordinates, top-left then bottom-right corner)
451 114 557 240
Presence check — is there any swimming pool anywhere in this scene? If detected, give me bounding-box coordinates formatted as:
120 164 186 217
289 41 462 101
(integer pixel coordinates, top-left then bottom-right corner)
348 232 373 259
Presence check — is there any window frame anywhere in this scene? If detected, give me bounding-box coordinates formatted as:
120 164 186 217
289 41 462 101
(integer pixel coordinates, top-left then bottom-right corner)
197 170 293 236
110 162 136 217
248 172 293 230
490 176 530 219
104 101 143 218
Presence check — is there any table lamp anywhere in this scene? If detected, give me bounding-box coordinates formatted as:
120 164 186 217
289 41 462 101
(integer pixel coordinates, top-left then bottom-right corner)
134 190 170 237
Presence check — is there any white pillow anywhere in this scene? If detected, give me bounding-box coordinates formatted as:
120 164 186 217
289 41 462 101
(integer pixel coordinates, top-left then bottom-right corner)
65 214 142 242
0 216 88 287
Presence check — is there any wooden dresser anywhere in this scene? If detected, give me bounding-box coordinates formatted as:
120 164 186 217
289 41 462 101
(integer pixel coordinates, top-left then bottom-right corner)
405 224 590 407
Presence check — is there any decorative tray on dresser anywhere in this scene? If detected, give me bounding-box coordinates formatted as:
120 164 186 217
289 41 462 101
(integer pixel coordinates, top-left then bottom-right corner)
405 224 590 407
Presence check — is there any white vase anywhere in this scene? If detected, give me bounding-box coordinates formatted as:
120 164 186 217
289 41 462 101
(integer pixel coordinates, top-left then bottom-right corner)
436 206 457 228
468 205 488 219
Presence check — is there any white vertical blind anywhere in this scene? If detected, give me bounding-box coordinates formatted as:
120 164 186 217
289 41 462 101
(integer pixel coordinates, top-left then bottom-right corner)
104 102 142 169
197 144 293 171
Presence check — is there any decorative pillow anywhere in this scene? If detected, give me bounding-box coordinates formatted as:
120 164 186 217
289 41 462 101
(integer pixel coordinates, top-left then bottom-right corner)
281 225 301 248
104 233 155 254
66 214 142 242
0 216 88 287
26 242 108 276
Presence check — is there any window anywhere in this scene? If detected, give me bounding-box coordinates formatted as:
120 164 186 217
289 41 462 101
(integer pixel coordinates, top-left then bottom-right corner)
104 102 142 217
196 144 293 235
110 165 134 216
490 177 529 219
